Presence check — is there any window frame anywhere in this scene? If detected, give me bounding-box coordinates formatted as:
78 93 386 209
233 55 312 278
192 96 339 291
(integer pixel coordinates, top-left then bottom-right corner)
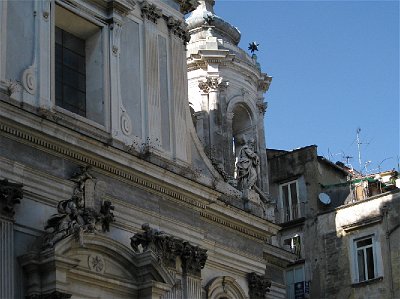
51 0 109 130
285 264 305 299
353 235 377 282
349 233 383 284
279 179 300 222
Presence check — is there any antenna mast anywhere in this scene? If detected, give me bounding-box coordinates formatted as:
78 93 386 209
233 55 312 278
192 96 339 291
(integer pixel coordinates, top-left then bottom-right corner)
356 128 362 173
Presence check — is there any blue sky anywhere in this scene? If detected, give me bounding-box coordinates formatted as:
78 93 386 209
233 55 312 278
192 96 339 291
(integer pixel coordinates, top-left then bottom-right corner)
213 0 399 174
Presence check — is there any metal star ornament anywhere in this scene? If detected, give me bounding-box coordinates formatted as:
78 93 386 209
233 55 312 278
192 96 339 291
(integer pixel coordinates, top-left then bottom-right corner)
248 42 259 53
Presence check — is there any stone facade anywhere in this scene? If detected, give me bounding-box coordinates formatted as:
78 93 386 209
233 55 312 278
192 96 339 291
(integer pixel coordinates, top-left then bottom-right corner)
186 0 273 222
316 190 400 299
0 0 293 298
268 145 400 299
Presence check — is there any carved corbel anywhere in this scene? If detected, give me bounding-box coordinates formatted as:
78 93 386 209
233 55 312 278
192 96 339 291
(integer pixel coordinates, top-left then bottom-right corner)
256 101 268 115
139 1 162 23
0 179 23 219
258 74 272 92
247 272 271 299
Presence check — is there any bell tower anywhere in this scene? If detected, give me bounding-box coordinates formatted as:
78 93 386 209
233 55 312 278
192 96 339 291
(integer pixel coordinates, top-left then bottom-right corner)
186 0 272 198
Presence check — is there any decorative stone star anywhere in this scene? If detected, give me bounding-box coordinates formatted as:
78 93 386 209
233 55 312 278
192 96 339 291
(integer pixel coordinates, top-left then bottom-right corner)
248 42 259 53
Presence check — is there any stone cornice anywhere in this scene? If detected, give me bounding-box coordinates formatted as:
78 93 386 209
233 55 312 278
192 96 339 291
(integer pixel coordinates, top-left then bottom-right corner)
0 103 280 242
263 243 296 267
0 102 218 206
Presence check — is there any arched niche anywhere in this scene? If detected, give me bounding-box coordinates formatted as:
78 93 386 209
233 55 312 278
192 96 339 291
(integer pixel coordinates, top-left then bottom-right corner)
226 96 257 177
20 234 174 299
206 276 248 299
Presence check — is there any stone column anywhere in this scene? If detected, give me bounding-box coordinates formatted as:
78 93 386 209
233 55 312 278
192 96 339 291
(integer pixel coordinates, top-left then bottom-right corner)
226 111 235 176
198 76 223 164
181 244 207 299
0 179 23 299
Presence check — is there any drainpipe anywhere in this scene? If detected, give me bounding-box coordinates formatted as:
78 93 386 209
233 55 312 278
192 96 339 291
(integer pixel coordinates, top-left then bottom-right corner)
382 205 394 299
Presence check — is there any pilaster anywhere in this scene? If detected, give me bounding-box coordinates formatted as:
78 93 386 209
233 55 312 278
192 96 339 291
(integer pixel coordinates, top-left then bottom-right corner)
0 179 23 299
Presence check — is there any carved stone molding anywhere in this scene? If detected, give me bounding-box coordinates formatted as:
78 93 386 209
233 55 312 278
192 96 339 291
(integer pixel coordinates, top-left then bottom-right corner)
0 179 23 218
198 77 223 94
26 291 72 299
43 167 114 248
181 241 207 276
121 109 133 136
88 254 105 273
256 101 268 115
131 223 207 275
258 75 272 93
176 0 200 14
165 16 190 44
247 272 271 299
139 1 162 23
22 66 36 95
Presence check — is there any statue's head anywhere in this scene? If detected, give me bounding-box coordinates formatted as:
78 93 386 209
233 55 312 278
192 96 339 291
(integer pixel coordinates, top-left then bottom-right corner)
248 138 256 149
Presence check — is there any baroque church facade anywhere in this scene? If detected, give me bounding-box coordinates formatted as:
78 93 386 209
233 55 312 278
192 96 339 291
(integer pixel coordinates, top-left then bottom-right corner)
0 1 294 299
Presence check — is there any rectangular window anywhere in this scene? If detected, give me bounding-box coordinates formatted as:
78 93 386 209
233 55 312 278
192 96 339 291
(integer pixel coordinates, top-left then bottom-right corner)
285 265 305 299
284 235 302 258
55 27 86 117
279 180 300 222
355 236 376 282
54 4 105 125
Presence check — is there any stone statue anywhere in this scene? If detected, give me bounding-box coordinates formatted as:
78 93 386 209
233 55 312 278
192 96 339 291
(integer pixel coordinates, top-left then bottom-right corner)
236 138 260 191
43 167 114 248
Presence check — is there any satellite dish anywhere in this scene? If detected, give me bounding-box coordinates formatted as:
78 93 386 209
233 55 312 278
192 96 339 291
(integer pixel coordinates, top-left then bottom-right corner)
319 193 331 205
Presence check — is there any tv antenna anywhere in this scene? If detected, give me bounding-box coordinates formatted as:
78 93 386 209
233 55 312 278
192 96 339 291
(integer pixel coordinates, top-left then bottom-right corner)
356 128 370 173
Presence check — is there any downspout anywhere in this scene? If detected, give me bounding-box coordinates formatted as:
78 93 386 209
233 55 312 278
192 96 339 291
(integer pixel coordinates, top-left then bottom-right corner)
382 205 394 299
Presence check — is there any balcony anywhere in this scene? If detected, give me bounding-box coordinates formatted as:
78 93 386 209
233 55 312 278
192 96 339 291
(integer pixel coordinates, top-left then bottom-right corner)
276 203 305 224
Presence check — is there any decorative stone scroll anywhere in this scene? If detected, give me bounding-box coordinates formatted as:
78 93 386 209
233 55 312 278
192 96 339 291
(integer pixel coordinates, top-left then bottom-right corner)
0 179 23 218
165 16 190 44
247 272 271 299
43 167 114 248
139 1 162 23
131 223 207 276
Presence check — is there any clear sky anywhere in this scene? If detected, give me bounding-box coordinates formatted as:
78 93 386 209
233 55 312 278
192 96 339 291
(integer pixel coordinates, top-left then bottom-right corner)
213 0 399 174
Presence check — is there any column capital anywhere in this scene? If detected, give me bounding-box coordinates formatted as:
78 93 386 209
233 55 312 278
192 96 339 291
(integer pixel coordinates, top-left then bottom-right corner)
247 272 271 299
0 179 23 219
198 76 226 93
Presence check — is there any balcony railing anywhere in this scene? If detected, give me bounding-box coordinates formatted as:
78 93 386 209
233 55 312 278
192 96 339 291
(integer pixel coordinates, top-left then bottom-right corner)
276 203 305 224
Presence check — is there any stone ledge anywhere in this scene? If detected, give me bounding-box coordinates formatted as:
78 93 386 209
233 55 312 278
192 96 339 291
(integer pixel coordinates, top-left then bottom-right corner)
351 276 383 288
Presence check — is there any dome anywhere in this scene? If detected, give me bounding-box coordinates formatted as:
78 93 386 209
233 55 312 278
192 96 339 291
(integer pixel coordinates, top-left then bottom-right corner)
186 0 241 45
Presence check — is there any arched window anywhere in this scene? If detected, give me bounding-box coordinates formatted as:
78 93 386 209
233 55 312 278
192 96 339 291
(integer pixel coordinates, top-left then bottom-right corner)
206 276 247 299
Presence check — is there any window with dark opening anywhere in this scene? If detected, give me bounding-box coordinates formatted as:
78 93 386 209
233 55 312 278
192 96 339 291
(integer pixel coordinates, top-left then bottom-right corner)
355 237 375 282
55 27 86 117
